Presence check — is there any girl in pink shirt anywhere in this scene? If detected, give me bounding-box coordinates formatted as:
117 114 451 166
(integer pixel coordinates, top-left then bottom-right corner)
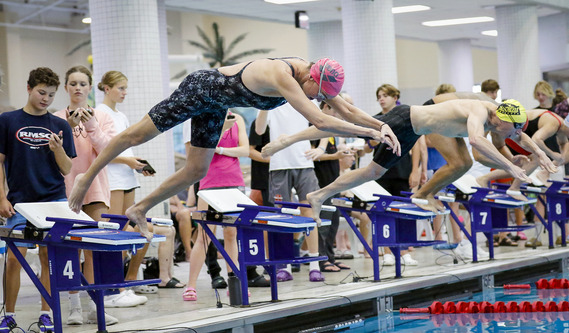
54 65 117 326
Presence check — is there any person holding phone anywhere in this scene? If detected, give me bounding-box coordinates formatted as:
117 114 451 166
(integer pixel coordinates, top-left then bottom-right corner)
95 71 153 307
54 65 119 325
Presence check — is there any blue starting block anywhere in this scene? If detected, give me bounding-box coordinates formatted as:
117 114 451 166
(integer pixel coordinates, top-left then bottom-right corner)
441 174 537 262
492 176 569 249
192 189 330 306
0 202 165 333
331 181 449 281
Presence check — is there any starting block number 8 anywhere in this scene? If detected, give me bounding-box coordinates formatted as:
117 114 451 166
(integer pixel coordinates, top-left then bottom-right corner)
556 203 563 215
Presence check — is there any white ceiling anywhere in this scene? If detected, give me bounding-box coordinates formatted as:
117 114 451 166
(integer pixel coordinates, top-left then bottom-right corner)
0 0 566 49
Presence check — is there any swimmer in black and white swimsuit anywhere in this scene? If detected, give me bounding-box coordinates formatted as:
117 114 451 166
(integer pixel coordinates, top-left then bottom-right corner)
69 56 400 241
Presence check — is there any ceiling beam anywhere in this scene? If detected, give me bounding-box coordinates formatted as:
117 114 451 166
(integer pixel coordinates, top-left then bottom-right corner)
0 22 89 34
14 0 67 24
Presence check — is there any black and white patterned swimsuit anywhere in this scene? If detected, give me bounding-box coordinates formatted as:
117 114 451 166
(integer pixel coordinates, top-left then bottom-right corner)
148 58 297 148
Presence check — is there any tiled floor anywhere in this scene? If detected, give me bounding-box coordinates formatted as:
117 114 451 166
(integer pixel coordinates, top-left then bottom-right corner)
4 231 569 332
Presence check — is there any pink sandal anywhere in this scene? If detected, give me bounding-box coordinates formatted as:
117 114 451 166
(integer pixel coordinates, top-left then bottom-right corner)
182 287 197 301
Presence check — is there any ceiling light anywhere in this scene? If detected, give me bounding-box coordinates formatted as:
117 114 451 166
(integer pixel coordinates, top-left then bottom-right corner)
392 5 430 14
422 16 494 27
481 30 498 37
82 17 91 24
264 0 319 4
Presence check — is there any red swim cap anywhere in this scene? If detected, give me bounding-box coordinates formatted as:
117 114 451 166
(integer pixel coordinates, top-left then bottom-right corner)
310 58 345 98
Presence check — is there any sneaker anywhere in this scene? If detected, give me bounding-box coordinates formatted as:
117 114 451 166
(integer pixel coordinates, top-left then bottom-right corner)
86 310 119 326
401 253 418 266
104 290 147 308
526 237 542 247
0 315 17 333
67 307 83 325
383 253 395 266
455 240 489 260
38 314 54 333
276 269 293 282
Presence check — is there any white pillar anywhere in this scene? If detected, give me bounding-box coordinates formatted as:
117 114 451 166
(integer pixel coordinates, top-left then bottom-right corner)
438 39 474 92
307 21 344 65
89 0 172 217
495 5 541 108
341 0 397 115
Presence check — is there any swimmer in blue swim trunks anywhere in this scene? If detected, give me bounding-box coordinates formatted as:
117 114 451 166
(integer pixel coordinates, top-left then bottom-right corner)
69 57 401 240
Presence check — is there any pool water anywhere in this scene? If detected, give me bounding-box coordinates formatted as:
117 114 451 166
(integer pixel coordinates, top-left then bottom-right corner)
350 274 569 332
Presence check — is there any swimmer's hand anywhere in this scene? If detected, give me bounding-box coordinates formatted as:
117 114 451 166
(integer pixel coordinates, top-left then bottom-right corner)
379 124 401 156
261 134 290 158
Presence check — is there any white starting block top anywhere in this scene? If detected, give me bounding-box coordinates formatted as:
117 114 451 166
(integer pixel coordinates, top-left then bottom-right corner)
15 201 93 229
196 188 330 227
336 181 449 217
10 202 164 245
452 174 537 206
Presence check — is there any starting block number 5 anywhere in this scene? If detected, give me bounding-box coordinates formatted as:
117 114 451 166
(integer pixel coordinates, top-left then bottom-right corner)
63 260 75 279
249 239 259 256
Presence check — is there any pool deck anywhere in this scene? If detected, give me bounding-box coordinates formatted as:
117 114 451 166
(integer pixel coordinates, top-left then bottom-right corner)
6 229 569 333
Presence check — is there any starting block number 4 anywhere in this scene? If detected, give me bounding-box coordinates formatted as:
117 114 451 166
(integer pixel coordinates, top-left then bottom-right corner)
63 260 75 279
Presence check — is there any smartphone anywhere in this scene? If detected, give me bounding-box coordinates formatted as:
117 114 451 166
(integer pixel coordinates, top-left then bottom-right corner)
137 159 156 174
69 108 93 116
227 114 235 119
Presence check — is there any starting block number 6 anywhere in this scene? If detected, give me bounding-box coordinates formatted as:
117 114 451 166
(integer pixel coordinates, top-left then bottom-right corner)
63 260 75 279
383 225 390 238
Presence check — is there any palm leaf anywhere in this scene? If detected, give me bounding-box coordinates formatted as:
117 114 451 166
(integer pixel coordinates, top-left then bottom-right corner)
225 49 273 65
188 41 211 53
195 25 215 51
225 33 247 56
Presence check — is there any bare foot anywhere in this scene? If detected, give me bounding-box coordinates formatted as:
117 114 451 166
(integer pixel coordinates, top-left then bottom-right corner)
306 191 324 226
125 205 153 241
411 199 438 213
261 134 289 158
69 173 88 213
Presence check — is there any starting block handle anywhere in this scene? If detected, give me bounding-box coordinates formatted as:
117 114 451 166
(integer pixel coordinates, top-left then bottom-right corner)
280 208 301 215
411 198 429 206
506 190 523 197
150 218 173 226
525 186 543 193
97 221 120 230
320 205 336 212
436 195 455 202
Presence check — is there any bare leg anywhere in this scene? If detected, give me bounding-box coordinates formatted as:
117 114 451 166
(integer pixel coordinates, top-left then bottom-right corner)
5 247 27 312
125 146 214 241
176 207 194 261
69 115 161 213
299 203 319 268
307 162 387 224
38 247 51 311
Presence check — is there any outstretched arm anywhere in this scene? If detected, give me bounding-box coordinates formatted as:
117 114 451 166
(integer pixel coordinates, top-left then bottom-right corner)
261 125 335 158
326 97 400 156
466 107 530 183
512 131 557 173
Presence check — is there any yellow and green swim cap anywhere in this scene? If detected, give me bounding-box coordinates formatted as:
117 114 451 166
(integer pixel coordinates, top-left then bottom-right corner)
496 99 527 129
